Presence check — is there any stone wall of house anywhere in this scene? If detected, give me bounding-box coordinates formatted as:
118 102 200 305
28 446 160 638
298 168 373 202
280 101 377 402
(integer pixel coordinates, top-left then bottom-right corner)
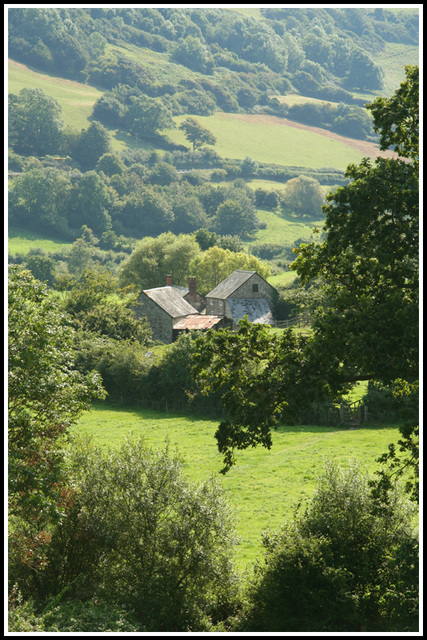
183 291 206 313
230 274 274 303
132 296 173 343
206 297 227 317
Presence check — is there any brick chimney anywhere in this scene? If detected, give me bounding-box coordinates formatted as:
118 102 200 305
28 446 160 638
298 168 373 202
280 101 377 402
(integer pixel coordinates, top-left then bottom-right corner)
188 276 197 301
166 274 172 286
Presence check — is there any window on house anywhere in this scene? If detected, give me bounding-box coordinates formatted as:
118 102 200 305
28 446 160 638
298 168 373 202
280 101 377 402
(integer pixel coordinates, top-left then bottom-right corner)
252 284 259 293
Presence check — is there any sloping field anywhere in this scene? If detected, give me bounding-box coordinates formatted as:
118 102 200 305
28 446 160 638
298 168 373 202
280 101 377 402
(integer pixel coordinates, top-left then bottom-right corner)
168 112 396 171
8 59 102 130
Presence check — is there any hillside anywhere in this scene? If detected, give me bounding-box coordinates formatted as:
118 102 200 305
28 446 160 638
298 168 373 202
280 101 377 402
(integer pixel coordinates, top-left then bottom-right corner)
7 7 419 283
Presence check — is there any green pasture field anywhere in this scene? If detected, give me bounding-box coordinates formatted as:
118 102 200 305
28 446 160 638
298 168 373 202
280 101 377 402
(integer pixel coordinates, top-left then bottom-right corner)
8 226 72 255
8 59 102 131
267 270 298 288
166 113 376 171
374 42 419 95
74 402 401 569
249 208 323 247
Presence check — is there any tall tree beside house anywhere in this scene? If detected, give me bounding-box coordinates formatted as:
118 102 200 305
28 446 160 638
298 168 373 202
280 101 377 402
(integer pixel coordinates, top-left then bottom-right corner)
119 232 201 290
192 66 419 488
189 246 271 296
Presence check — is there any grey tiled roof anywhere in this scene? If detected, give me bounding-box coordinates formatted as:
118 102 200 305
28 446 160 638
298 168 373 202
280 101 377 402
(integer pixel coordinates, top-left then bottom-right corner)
206 270 256 299
228 298 274 326
143 287 198 318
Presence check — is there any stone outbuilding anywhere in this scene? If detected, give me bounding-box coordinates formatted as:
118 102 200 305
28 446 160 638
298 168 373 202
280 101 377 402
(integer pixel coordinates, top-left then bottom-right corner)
133 276 225 343
205 270 275 329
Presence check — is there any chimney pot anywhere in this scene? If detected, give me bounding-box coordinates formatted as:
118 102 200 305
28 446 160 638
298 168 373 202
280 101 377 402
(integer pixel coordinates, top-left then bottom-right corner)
166 274 172 286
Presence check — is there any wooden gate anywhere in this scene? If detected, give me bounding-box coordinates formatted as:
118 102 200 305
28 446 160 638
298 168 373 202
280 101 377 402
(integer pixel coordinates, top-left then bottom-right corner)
340 400 368 427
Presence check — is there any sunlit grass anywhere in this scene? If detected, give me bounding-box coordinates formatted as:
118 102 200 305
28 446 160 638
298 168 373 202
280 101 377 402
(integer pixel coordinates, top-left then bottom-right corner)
8 226 72 255
75 402 401 569
165 113 368 171
8 59 102 131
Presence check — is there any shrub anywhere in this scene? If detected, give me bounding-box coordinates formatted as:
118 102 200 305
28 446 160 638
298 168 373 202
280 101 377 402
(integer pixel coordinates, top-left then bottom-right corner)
235 461 419 632
45 437 240 631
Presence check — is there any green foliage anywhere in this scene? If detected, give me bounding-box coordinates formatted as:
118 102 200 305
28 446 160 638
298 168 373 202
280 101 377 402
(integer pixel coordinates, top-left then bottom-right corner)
189 247 271 296
193 319 326 472
8 167 72 237
8 266 105 522
8 88 64 156
119 232 201 289
179 117 216 152
236 461 419 632
124 94 175 137
8 589 141 632
73 333 153 405
144 332 222 414
74 121 111 171
95 152 126 176
8 266 105 600
23 250 57 286
44 437 239 631
283 175 325 217
172 36 214 74
215 198 258 238
62 267 152 344
367 64 419 161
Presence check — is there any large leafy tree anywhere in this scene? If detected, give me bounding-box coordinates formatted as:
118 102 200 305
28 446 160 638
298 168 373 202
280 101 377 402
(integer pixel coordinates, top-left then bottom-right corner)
8 88 64 156
74 121 111 171
42 437 238 631
189 247 271 296
193 66 419 481
8 266 105 579
119 232 201 290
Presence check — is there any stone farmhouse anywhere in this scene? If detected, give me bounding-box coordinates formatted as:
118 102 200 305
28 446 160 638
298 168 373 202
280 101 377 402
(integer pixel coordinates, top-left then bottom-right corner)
133 270 275 343
206 270 275 329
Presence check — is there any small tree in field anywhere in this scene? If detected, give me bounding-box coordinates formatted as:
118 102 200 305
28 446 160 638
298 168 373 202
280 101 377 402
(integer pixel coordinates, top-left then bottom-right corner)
283 175 325 217
179 117 216 152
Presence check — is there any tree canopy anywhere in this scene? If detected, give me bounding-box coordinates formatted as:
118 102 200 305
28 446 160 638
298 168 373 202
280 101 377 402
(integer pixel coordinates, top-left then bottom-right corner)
192 65 419 479
119 232 201 290
8 88 64 156
179 117 216 152
8 266 105 526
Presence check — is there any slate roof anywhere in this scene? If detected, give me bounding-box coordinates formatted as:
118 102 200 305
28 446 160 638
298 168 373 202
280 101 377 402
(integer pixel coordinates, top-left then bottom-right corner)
228 298 274 326
206 270 257 299
143 287 198 318
173 315 224 330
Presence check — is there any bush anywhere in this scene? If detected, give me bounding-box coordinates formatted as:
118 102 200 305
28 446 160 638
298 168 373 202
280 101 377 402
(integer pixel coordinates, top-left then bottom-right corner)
44 437 240 631
235 461 419 632
73 332 152 405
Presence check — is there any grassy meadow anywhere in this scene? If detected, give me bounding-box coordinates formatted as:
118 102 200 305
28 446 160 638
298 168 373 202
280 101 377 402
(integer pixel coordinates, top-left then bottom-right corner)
75 402 400 569
166 112 374 171
8 226 72 255
8 59 102 131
